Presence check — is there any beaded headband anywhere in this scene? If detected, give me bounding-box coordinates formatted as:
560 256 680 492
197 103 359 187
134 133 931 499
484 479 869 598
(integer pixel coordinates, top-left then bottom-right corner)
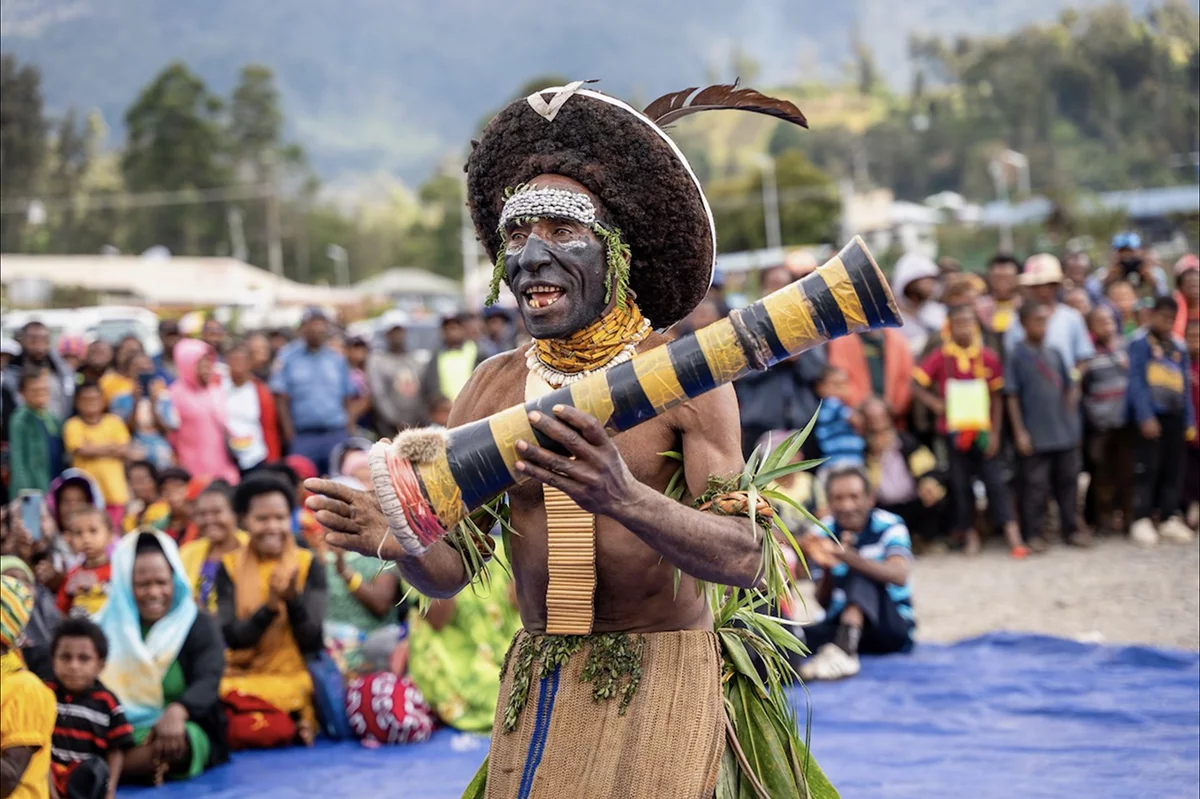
486 183 632 313
498 186 597 231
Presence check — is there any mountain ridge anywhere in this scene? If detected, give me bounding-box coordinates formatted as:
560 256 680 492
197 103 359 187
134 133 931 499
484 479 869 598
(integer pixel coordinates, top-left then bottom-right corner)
2 0 1164 184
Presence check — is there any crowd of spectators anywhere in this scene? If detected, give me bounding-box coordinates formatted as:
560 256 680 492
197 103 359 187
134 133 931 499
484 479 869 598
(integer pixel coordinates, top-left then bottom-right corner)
0 307 522 796
0 231 1197 794
684 233 1199 680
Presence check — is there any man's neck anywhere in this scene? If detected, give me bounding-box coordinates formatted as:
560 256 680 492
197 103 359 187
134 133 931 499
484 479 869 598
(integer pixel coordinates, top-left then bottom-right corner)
231 374 249 387
81 414 103 425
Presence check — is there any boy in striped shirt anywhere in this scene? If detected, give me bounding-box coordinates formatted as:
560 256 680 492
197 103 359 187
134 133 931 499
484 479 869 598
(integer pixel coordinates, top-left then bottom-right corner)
46 618 133 799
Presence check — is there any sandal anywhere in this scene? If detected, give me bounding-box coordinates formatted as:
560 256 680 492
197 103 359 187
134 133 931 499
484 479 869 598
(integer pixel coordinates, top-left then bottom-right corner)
1009 545 1031 560
1028 537 1050 553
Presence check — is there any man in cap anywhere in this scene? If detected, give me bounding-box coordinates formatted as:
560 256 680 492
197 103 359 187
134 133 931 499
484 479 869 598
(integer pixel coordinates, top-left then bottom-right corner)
1086 232 1169 305
1 574 57 799
422 313 485 408
367 312 427 436
1006 253 1095 371
270 307 355 475
306 82 837 798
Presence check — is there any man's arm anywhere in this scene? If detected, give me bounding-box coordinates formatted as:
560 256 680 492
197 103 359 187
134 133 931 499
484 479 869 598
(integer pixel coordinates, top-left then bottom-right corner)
515 386 762 588
274 394 294 445
836 550 910 587
269 360 294 444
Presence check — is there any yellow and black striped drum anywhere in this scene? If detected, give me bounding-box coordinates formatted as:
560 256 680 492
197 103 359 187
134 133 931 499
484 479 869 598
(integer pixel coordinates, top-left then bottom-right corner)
417 235 899 529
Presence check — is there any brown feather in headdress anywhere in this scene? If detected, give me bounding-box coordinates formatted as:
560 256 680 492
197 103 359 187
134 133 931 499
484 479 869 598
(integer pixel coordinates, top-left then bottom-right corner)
642 80 808 129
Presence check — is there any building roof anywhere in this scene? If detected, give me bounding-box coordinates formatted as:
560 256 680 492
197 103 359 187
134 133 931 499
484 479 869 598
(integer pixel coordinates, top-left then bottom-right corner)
0 254 363 306
353 267 461 297
980 185 1200 227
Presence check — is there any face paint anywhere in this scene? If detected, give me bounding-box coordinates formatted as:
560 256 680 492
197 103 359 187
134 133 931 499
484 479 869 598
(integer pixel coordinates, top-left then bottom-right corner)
505 224 609 340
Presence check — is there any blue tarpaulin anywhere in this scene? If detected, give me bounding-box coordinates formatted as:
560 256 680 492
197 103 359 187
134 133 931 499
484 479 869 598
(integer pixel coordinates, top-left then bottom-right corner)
122 633 1200 799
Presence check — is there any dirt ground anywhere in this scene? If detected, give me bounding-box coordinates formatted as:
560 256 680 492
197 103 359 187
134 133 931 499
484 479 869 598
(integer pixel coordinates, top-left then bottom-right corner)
800 537 1200 650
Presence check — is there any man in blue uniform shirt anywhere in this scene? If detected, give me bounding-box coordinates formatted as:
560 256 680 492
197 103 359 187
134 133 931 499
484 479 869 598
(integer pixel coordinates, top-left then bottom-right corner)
799 465 915 681
270 307 354 474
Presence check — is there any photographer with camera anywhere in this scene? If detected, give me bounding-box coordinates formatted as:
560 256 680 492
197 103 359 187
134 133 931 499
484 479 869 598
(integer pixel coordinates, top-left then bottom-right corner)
1086 232 1170 306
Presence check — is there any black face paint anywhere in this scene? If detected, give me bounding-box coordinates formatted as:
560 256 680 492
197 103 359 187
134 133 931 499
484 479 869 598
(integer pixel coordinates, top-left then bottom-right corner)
505 228 608 340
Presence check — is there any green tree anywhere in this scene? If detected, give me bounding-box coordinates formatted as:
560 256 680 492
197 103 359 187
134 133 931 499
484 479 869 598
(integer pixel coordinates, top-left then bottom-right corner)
121 61 230 255
0 55 48 251
227 64 308 269
709 150 838 252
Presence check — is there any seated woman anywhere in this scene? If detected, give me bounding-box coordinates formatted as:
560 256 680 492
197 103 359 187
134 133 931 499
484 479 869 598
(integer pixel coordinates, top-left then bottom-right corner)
97 531 228 784
179 481 246 614
861 396 950 547
217 473 327 748
406 547 520 733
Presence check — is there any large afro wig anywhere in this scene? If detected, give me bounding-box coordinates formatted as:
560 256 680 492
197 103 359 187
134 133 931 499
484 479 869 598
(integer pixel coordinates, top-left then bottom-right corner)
466 88 715 329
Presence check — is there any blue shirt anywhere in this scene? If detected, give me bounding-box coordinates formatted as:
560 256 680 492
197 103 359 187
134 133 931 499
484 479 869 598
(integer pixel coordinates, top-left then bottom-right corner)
1004 303 1094 371
269 343 353 431
1125 330 1195 428
820 508 914 628
814 397 864 468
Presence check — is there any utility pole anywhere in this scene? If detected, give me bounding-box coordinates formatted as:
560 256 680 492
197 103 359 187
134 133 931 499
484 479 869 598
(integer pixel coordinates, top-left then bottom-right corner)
326 244 349 287
265 153 283 276
989 149 1030 254
757 154 782 252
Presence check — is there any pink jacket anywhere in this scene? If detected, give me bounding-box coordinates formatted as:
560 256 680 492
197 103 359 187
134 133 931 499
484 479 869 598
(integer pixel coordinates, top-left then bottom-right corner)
168 340 239 484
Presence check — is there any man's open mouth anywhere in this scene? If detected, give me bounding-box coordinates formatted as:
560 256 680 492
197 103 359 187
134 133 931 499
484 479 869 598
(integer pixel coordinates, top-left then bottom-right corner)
523 284 565 310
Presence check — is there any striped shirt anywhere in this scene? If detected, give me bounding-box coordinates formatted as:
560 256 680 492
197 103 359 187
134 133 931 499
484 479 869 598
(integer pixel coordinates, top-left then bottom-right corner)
820 509 915 628
1081 343 1129 430
813 397 865 468
46 680 134 791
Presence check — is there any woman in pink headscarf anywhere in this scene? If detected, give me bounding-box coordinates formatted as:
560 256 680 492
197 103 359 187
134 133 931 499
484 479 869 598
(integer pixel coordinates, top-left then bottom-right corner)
168 339 239 484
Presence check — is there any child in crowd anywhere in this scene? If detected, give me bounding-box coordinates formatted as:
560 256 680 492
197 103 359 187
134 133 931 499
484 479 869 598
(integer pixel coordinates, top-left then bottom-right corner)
428 396 454 429
812 366 865 469
57 507 115 617
63 384 131 531
129 356 176 472
913 304 1024 556
1185 319 1200 529
47 617 134 799
1080 307 1133 534
1007 303 1085 548
8 367 65 494
156 467 194 545
122 461 171 534
1126 296 1196 546
1064 287 1092 319
1105 279 1139 337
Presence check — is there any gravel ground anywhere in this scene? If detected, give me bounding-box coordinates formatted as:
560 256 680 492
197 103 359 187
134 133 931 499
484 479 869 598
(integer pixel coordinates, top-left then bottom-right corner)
799 537 1200 650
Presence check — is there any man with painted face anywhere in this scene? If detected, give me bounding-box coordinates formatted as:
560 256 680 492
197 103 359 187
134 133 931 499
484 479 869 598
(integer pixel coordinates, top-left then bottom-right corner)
305 83 837 799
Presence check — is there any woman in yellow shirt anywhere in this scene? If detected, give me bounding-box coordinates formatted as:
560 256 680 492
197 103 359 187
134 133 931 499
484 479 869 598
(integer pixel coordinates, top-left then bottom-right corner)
178 482 247 614
216 474 326 747
63 383 132 530
1 575 57 799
